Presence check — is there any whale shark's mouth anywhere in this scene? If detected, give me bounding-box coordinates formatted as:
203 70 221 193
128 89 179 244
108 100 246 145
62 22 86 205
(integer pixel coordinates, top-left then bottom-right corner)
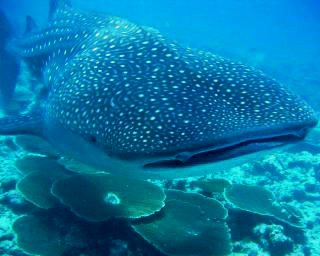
143 125 314 169
144 135 298 168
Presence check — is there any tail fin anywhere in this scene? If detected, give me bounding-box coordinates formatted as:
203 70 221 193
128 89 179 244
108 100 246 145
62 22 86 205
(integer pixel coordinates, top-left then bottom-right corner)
0 111 43 136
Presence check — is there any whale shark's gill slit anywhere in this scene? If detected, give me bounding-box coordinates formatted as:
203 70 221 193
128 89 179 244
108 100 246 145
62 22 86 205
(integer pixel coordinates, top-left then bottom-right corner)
143 134 303 169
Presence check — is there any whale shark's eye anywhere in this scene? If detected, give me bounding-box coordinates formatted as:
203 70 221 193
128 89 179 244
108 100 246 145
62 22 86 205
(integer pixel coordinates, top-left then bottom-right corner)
89 135 97 143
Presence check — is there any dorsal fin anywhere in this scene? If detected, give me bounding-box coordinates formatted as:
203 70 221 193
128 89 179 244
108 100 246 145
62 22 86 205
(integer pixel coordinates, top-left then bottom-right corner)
25 16 37 34
49 0 72 19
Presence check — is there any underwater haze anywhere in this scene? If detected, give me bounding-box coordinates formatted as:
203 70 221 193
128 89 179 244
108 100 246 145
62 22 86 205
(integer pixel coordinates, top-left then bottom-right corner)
0 0 320 255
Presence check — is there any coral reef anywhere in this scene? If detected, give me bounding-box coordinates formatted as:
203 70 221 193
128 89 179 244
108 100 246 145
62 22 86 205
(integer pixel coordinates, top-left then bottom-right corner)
52 173 166 221
17 170 68 209
224 184 304 227
134 199 231 256
13 215 65 256
253 224 294 256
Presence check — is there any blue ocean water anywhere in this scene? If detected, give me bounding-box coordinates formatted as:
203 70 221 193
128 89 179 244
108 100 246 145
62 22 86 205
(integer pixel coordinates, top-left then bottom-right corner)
0 0 319 255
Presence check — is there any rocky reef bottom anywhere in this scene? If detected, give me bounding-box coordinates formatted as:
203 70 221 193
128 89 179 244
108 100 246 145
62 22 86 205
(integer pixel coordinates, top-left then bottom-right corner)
0 128 320 256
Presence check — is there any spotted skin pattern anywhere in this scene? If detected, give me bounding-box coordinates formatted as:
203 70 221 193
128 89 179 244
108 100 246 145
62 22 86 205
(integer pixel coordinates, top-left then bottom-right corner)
10 7 317 161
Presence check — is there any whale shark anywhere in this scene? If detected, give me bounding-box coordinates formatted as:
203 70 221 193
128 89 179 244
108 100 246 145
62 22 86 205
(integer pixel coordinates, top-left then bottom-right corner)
0 0 317 178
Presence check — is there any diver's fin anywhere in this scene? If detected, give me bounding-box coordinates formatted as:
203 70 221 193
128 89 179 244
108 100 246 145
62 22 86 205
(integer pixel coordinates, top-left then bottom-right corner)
25 16 37 34
49 0 72 19
0 111 43 136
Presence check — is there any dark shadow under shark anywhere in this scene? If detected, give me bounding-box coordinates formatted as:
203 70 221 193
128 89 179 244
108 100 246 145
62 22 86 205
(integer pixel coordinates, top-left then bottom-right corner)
0 0 317 178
